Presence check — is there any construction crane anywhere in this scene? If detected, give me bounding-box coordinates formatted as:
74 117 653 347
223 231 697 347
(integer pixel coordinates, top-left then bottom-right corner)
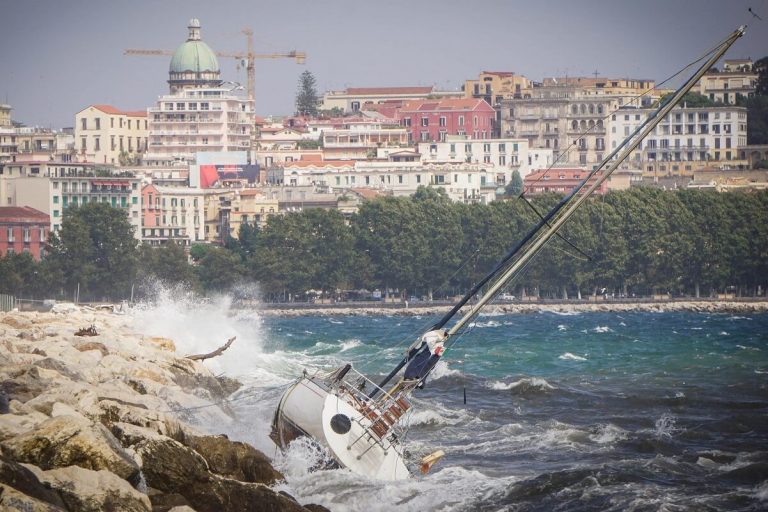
124 28 306 103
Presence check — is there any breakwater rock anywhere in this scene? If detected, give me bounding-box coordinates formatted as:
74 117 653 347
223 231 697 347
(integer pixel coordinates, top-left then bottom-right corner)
259 299 768 318
0 308 329 512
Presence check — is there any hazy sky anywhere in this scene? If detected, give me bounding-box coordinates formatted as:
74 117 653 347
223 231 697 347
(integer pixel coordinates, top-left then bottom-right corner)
1 0 766 128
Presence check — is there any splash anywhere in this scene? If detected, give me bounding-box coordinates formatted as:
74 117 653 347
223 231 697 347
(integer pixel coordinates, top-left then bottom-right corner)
488 377 556 393
654 413 679 439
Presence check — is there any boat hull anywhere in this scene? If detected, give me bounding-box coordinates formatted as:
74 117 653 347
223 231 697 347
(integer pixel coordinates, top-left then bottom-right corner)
271 376 410 480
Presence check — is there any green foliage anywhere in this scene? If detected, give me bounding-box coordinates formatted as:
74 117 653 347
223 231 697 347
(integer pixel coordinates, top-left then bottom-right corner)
47 202 138 300
296 139 322 150
295 70 320 117
659 91 717 108
196 247 245 292
746 95 768 145
189 243 213 262
755 56 768 96
137 242 199 290
505 170 524 197
755 160 768 169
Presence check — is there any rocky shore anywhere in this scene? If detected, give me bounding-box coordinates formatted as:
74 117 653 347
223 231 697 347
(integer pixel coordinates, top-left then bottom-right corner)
259 299 768 317
0 307 328 512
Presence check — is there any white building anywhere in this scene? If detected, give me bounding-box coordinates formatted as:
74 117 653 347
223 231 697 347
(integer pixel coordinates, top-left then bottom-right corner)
608 105 748 176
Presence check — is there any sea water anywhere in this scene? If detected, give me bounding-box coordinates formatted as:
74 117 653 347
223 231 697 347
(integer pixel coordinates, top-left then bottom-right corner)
133 298 768 511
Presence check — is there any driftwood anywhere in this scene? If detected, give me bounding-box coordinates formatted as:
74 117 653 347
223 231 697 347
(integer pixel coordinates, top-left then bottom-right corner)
75 325 98 337
186 337 237 361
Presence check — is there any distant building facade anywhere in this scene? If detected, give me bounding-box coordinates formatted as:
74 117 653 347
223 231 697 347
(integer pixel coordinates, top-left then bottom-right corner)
399 99 495 143
697 58 757 104
320 86 461 113
0 206 49 259
75 105 148 165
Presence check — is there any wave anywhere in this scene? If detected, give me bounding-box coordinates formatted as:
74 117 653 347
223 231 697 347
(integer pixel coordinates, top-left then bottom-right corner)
469 320 502 328
557 324 567 331
339 339 362 352
558 352 587 361
592 326 613 333
488 377 556 394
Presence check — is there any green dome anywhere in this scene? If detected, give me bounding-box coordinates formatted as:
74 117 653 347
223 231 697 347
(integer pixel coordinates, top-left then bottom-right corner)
169 19 219 74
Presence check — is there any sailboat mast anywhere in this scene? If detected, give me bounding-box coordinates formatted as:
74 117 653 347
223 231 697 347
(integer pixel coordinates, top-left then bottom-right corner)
445 25 745 338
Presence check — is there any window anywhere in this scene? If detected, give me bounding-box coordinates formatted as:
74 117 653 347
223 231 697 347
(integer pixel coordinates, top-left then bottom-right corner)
95 118 101 130
458 116 465 126
53 195 59 204
81 118 87 130
421 117 429 127
498 143 505 152
94 138 100 151
402 117 411 127
499 155 506 166
439 116 446 127
420 131 430 142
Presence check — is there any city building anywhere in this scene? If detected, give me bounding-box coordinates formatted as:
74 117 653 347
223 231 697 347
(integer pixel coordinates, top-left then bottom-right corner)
143 19 255 166
319 117 408 160
398 98 495 143
739 144 768 167
0 104 11 127
0 206 49 259
141 183 205 246
500 77 660 166
463 71 532 105
320 86 461 113
523 168 613 195
608 105 748 177
202 188 279 243
697 58 758 104
0 127 58 164
75 105 148 165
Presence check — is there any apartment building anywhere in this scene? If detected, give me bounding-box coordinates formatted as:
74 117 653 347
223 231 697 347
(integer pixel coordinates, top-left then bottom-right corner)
141 183 205 245
697 58 757 104
75 105 148 165
321 86 461 113
399 98 495 143
608 105 748 177
500 77 660 167
0 127 57 164
0 206 49 259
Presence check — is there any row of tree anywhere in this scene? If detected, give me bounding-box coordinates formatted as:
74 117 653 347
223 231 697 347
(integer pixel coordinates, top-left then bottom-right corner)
1 188 766 303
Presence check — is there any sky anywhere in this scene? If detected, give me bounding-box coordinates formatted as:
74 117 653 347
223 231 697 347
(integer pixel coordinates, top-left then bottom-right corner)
1 0 766 129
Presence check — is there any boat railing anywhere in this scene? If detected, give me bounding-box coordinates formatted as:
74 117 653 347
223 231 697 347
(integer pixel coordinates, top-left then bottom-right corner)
327 365 414 444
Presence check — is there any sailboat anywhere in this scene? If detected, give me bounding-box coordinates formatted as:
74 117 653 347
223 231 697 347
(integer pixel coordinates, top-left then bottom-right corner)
269 26 746 481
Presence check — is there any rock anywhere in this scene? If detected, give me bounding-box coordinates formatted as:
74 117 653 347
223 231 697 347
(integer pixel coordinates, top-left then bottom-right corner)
0 455 67 510
144 336 177 352
38 466 151 512
0 485 66 511
50 402 89 422
0 412 49 442
74 341 109 357
304 505 332 512
50 303 79 314
137 437 305 512
110 422 166 447
184 435 283 485
1 414 140 480
168 507 198 512
0 315 32 330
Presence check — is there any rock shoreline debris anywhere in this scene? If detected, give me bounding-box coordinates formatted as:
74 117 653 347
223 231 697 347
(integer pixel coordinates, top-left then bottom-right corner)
257 300 768 317
0 307 329 512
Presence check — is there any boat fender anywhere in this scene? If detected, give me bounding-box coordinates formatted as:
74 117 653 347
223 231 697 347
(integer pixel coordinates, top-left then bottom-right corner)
330 413 352 435
420 449 445 474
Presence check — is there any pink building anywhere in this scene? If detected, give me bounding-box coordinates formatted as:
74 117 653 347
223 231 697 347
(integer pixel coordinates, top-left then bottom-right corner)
523 168 608 196
0 206 50 260
398 98 495 143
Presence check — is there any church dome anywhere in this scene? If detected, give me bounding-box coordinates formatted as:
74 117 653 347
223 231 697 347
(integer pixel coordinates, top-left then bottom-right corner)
168 19 220 92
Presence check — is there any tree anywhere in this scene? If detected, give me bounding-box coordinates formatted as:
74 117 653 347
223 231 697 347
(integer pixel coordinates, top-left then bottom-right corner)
196 247 245 292
47 202 138 300
295 70 320 117
755 56 768 96
137 242 199 289
746 95 768 145
659 91 717 108
505 170 524 197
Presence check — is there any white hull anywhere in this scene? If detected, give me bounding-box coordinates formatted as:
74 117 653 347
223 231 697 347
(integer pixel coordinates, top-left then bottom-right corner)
271 374 411 481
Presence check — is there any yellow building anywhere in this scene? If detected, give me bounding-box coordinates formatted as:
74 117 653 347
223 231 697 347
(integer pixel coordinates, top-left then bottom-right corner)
463 71 531 106
75 105 148 166
203 188 279 243
0 104 11 128
696 58 757 105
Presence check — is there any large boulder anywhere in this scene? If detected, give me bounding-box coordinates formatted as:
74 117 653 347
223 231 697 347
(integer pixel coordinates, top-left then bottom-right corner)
37 466 151 512
136 437 307 512
0 455 67 510
184 435 284 485
1 414 139 480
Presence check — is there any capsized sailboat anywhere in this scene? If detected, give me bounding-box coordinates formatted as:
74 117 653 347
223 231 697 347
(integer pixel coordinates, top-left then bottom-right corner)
269 26 746 480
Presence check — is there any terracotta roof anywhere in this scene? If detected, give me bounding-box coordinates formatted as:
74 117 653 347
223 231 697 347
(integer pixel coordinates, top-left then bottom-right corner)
0 206 49 222
481 71 515 77
92 105 147 117
346 86 433 95
350 188 384 200
300 154 324 161
284 160 353 169
399 98 494 113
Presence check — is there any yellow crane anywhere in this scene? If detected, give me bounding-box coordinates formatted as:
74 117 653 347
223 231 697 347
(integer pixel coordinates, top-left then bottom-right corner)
124 28 306 104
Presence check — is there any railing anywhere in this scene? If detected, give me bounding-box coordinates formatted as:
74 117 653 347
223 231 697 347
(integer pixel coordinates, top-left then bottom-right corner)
0 294 15 312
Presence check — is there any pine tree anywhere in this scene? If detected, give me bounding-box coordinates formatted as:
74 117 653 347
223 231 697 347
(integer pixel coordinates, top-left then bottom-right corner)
295 70 319 117
505 169 524 197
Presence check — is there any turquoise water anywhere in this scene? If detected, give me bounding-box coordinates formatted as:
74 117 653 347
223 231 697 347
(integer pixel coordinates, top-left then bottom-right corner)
177 307 768 511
